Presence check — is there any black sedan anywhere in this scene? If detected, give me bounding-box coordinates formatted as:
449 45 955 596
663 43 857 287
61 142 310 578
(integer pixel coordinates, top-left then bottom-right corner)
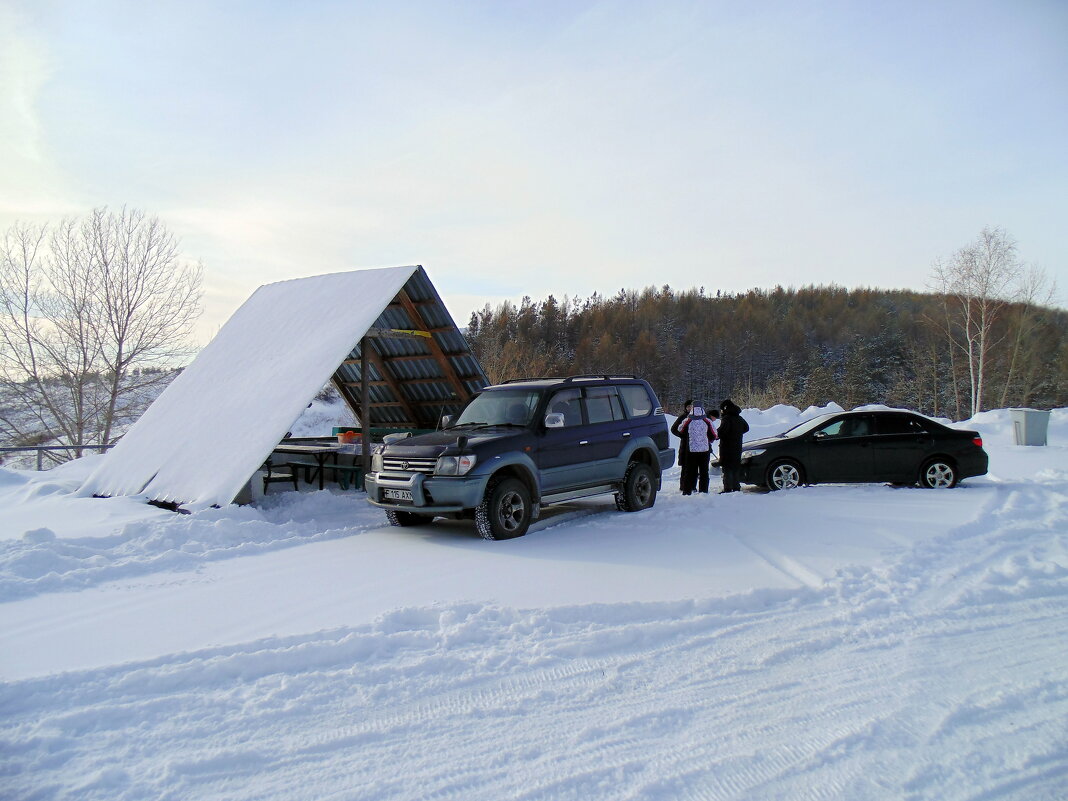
736 410 989 490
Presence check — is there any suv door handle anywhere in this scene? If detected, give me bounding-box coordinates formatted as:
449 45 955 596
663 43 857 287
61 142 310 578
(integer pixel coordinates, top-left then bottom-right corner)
579 440 589 445
622 432 631 438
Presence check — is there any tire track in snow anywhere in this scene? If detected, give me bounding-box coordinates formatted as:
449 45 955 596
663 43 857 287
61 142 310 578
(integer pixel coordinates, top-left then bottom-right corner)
3 482 1067 800
0 493 386 602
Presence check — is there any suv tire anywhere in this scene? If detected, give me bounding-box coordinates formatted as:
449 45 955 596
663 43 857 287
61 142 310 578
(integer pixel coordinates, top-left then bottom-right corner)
386 509 431 527
476 477 532 540
617 461 656 512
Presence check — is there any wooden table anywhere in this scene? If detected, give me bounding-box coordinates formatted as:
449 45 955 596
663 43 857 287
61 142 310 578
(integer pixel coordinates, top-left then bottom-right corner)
272 442 343 490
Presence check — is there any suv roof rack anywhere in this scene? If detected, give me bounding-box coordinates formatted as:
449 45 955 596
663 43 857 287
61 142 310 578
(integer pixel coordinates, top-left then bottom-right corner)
562 374 638 383
497 374 639 385
499 376 565 384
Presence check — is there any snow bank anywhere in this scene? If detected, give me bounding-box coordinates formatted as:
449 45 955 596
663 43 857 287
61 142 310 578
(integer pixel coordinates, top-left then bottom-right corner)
1 473 1065 800
1 403 1067 800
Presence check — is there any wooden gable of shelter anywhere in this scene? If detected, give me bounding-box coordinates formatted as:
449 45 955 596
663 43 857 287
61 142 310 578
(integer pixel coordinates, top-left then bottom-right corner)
333 267 487 431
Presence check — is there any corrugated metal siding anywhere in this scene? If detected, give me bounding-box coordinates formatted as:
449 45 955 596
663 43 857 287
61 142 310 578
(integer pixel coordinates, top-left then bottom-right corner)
331 266 488 429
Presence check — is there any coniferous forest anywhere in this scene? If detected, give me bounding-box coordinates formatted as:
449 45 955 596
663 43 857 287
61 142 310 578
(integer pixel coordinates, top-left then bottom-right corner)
466 285 1068 420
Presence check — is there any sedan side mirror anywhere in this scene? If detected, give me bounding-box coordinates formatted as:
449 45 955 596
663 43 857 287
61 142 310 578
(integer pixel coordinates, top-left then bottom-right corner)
544 412 565 429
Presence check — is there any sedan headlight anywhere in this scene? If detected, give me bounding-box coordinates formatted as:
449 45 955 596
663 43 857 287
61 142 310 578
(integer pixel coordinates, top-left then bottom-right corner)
435 454 477 476
740 448 765 461
371 452 384 473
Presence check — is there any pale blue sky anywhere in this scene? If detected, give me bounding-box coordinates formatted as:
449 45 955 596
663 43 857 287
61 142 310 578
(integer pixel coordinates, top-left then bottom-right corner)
3 0 1066 342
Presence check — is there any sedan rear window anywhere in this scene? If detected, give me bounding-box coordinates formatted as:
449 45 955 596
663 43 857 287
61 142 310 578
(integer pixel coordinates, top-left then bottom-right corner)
877 414 928 435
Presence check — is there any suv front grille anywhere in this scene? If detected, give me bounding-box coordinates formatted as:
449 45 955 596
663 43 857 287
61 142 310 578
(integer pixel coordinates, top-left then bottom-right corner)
382 456 437 475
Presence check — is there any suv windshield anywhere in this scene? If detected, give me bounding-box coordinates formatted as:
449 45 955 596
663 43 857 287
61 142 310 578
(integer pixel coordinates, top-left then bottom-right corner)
452 389 541 427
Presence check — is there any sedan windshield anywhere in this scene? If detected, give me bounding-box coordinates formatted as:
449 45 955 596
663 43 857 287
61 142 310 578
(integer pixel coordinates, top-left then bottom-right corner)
779 413 836 438
452 389 541 427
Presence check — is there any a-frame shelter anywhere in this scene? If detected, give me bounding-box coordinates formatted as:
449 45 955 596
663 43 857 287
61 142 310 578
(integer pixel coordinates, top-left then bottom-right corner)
80 266 487 508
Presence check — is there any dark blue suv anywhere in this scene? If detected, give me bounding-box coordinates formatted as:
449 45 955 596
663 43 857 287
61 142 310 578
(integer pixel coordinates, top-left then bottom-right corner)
366 375 675 539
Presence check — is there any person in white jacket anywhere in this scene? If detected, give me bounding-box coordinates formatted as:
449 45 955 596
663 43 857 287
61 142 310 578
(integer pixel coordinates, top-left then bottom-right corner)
677 404 717 494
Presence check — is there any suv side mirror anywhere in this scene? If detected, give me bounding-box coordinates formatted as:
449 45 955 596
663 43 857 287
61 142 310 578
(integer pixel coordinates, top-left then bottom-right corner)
440 414 453 429
544 412 565 429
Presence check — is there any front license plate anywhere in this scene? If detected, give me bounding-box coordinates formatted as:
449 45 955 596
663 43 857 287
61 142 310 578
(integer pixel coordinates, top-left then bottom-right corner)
383 489 414 501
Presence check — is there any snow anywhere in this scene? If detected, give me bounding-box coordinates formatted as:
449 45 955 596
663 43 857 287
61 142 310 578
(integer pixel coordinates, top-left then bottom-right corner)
79 266 418 508
1 404 1067 800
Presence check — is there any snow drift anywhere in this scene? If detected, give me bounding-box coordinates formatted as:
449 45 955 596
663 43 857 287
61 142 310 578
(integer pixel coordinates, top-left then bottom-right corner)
1 404 1066 800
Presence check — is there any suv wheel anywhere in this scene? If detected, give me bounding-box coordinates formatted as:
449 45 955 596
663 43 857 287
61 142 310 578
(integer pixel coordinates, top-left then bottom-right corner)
617 462 656 512
476 477 532 540
386 510 431 527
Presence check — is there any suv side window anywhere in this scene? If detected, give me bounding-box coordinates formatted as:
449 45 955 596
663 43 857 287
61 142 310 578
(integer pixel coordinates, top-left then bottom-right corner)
585 386 625 424
619 385 654 418
547 389 583 427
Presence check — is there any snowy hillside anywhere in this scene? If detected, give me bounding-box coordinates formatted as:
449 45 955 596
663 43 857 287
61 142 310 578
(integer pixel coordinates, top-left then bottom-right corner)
1 405 1066 800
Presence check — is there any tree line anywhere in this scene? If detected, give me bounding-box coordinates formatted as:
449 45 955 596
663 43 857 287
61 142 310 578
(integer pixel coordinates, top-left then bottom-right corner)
466 256 1065 419
2 211 1062 472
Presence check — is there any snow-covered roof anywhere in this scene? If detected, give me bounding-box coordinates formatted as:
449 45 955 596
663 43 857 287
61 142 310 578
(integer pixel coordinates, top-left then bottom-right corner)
80 266 484 508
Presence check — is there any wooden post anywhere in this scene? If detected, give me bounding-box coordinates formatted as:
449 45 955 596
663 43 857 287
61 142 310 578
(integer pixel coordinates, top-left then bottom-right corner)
361 335 371 487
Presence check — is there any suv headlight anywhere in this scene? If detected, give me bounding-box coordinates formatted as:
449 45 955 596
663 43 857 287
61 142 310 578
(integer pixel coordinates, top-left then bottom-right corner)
371 452 384 473
740 449 765 461
435 454 477 476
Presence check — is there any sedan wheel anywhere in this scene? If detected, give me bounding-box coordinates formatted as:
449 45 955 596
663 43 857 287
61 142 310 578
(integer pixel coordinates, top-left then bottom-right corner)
767 460 802 490
921 459 957 488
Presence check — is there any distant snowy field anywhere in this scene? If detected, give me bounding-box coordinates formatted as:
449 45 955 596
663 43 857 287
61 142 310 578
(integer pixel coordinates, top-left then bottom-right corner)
1 403 1066 800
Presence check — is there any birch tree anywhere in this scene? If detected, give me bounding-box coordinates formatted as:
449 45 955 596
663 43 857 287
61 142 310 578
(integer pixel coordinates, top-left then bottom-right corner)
0 208 202 456
931 227 1022 417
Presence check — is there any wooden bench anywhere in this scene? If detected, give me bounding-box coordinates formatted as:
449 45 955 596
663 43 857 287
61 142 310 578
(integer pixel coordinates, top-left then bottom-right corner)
326 464 364 491
263 457 363 493
261 459 320 494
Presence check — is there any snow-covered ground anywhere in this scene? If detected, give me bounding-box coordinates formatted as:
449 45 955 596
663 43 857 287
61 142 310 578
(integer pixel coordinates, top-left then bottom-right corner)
1 405 1066 800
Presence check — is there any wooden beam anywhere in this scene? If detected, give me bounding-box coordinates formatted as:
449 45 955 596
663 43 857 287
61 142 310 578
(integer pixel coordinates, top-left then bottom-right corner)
370 400 467 408
396 290 470 402
343 353 459 366
345 376 482 388
330 376 362 423
387 298 437 308
361 343 421 425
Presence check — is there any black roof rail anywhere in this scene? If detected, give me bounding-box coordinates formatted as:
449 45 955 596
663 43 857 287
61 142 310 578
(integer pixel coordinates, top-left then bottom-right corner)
563 374 638 383
499 376 565 384
495 374 639 385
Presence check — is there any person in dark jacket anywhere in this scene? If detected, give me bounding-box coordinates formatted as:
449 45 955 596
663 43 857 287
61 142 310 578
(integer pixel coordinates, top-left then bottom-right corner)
670 400 694 494
717 398 750 493
677 403 717 494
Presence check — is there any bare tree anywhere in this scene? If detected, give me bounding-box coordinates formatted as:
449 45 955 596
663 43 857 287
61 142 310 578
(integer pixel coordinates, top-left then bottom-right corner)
931 227 1022 417
0 208 202 456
